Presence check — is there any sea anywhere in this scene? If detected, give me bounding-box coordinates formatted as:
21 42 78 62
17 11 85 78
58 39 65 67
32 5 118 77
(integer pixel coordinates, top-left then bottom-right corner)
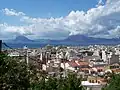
2 43 48 49
2 42 117 49
2 43 82 49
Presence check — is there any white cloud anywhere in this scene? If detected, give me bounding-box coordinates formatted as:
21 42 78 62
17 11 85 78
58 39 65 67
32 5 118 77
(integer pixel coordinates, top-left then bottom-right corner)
1 0 120 39
108 26 120 38
96 0 104 7
2 8 25 16
0 23 33 39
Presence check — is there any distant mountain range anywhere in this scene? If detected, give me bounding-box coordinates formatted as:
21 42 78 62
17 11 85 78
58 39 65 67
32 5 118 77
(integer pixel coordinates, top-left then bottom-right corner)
4 35 120 46
14 35 34 42
64 35 120 45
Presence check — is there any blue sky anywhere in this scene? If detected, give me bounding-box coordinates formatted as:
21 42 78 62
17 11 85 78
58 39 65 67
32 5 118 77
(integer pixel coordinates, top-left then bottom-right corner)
0 0 120 40
0 0 98 18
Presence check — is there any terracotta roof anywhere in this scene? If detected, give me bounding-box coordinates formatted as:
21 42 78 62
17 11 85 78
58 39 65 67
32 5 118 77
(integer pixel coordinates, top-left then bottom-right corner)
78 62 89 66
112 69 120 72
68 62 79 67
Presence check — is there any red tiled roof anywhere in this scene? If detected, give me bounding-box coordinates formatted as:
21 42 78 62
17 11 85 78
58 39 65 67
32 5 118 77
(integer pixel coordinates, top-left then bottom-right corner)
78 62 89 66
68 61 89 67
68 62 79 67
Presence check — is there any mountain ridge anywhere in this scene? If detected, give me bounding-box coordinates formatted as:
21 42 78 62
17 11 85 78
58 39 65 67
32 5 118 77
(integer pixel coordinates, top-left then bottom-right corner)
5 35 120 45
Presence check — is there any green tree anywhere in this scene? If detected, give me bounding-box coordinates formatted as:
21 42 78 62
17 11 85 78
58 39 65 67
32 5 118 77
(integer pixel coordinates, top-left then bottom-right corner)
0 53 30 89
32 72 85 90
64 73 84 90
102 74 120 90
0 53 85 90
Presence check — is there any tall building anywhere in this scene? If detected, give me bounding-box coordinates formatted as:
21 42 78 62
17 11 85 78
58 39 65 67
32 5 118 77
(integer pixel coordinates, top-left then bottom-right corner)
102 50 107 62
93 49 100 56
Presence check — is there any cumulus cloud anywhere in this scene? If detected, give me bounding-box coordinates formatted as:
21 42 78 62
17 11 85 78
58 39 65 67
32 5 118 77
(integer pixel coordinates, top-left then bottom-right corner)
2 8 25 16
108 26 120 38
0 23 33 39
1 0 120 40
96 0 104 7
